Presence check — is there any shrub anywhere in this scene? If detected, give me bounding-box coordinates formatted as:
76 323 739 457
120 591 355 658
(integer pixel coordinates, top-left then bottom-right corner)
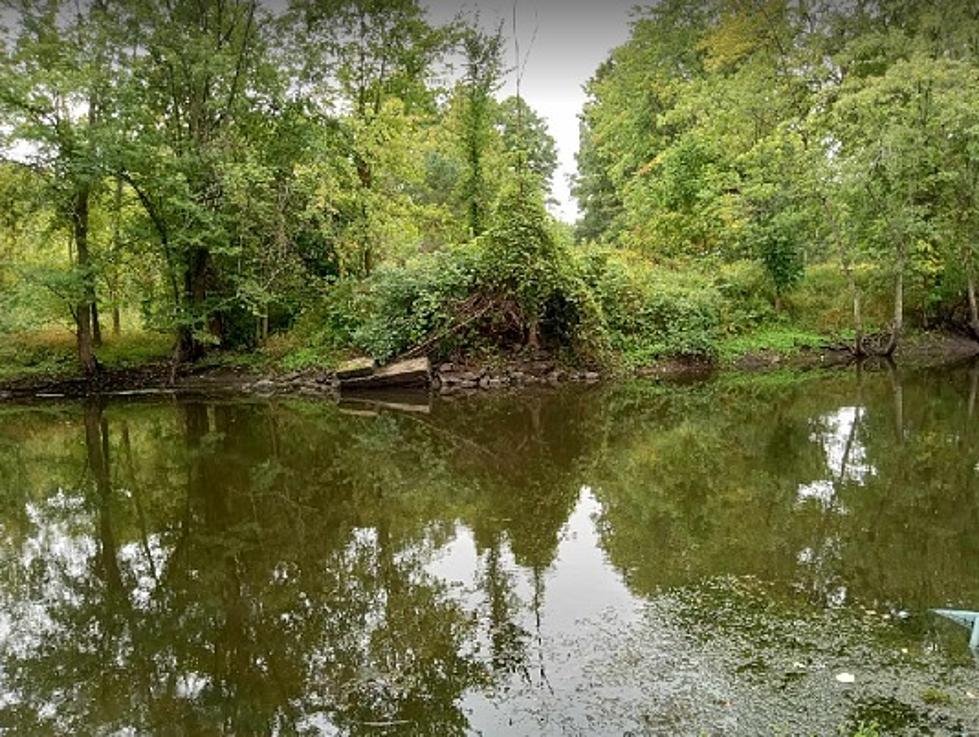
352 245 482 362
281 279 364 367
346 179 604 363
714 260 777 332
582 247 723 364
481 177 567 346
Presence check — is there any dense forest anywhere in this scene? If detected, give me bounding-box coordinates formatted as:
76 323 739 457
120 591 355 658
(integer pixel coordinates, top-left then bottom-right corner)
1 0 979 380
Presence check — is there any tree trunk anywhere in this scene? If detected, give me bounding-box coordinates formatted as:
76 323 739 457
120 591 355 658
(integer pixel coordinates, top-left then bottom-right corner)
109 176 123 339
92 301 103 348
875 261 903 358
844 263 865 357
773 292 783 313
73 186 98 376
967 268 979 339
176 247 211 363
363 245 373 277
356 157 374 276
893 266 904 335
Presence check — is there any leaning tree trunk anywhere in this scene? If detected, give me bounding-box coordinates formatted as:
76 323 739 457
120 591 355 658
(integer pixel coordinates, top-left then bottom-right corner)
73 186 98 376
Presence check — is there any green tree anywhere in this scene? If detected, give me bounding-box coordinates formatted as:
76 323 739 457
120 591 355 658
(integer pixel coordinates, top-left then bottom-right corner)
457 22 506 238
483 173 565 348
114 0 282 360
496 95 557 194
288 0 450 275
0 0 121 373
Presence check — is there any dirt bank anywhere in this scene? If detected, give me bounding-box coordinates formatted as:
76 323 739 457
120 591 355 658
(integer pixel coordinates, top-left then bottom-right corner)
2 331 977 401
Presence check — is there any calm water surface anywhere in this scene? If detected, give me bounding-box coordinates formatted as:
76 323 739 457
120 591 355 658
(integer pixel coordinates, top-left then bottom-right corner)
1 366 978 735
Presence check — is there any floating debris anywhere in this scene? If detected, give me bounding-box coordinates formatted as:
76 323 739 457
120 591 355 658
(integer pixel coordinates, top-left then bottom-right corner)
835 672 856 684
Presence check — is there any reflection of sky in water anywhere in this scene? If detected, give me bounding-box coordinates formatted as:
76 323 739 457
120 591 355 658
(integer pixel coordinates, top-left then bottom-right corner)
0 486 683 734
428 487 647 735
0 493 95 723
797 406 875 510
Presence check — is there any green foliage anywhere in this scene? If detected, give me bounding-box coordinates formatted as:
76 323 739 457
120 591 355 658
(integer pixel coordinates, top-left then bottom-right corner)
920 687 952 706
850 722 882 737
581 248 723 363
352 246 482 362
753 211 806 300
713 260 777 330
7 0 979 379
574 0 979 340
718 327 831 363
0 330 171 381
496 96 559 191
482 178 565 320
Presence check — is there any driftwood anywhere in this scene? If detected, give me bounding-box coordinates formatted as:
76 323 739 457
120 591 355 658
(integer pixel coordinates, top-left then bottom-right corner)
397 291 525 362
855 327 899 358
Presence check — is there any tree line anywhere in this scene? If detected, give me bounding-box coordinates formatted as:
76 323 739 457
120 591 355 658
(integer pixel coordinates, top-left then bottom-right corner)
574 0 979 356
0 0 558 374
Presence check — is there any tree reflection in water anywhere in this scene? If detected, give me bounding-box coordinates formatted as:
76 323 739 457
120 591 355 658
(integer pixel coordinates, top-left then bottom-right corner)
0 366 977 734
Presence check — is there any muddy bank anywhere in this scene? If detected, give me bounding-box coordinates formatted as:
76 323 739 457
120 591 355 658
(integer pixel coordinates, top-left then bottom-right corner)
2 331 977 401
728 331 979 373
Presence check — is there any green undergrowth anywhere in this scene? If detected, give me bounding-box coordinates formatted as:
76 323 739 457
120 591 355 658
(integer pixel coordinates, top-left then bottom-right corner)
0 329 172 381
273 252 883 372
718 325 839 363
0 254 940 383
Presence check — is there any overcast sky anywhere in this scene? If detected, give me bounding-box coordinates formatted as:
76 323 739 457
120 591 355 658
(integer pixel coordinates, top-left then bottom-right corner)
427 0 637 222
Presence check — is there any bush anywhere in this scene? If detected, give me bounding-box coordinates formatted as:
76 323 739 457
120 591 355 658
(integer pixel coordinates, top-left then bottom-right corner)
714 260 777 332
278 279 364 368
352 246 483 362
789 261 891 334
581 247 723 364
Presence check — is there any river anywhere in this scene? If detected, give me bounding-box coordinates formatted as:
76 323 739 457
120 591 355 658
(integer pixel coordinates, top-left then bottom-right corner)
0 365 977 735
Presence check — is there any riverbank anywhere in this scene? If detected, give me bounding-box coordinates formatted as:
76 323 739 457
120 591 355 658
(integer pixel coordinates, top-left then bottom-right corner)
2 327 977 401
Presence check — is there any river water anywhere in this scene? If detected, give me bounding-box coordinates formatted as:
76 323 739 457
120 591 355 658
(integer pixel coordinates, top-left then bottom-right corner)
0 366 978 735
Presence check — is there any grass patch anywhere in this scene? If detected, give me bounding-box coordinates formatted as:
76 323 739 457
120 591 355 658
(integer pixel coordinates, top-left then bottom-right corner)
718 324 836 363
850 722 882 737
0 328 172 382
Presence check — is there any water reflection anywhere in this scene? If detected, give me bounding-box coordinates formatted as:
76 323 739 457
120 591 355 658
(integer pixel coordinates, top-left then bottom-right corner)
0 366 977 734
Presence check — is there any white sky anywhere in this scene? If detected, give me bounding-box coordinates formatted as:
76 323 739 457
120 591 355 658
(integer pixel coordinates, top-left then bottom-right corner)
427 0 637 222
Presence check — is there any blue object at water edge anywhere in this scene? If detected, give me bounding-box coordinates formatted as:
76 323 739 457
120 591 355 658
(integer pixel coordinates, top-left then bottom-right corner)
931 609 979 650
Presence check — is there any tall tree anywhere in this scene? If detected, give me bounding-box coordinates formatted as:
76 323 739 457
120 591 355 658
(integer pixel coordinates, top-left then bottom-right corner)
116 0 276 361
0 0 119 373
289 0 449 274
457 22 506 238
496 95 558 195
